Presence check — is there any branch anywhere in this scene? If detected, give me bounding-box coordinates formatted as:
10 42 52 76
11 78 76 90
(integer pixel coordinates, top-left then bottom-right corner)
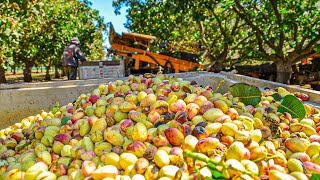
233 0 277 51
298 36 308 51
198 21 220 61
230 16 240 36
224 18 227 33
218 7 229 16
270 0 284 52
293 22 298 44
291 51 316 64
297 22 317 50
212 11 227 36
230 22 248 39
231 5 266 59
240 39 256 48
267 25 272 36
202 49 216 61
253 5 268 22
231 33 255 49
210 34 224 49
237 22 247 30
255 30 269 60
303 33 320 52
216 43 229 62
198 21 209 47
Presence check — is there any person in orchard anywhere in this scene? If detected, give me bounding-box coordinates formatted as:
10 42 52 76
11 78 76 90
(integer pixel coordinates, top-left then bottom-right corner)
62 37 86 80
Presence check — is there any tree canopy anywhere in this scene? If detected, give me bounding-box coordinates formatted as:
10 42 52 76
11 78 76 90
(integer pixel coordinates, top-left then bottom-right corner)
1 1 320 84
233 0 320 83
0 0 106 83
113 0 320 83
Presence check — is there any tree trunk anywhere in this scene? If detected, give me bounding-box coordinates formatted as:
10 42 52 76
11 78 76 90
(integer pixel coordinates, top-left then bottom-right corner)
23 63 33 82
13 64 16 74
45 66 51 81
55 66 60 78
0 65 7 83
202 50 217 72
276 62 292 84
207 55 227 73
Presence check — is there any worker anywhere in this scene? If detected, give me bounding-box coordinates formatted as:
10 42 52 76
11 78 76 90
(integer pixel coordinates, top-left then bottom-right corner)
62 37 86 80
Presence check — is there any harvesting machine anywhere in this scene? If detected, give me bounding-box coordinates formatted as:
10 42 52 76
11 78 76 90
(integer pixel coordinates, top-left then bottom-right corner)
108 23 203 75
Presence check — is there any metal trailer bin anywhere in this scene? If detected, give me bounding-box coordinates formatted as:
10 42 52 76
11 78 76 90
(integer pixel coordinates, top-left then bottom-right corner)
79 60 125 80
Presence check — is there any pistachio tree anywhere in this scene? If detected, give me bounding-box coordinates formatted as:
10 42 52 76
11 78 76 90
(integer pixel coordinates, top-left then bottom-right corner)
114 0 320 83
232 0 320 83
0 1 21 83
112 0 253 69
0 0 106 82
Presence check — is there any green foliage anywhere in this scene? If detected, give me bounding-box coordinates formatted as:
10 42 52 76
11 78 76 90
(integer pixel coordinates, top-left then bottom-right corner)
113 0 320 83
229 83 262 107
184 150 226 179
113 0 200 53
277 95 306 119
207 163 226 179
310 174 320 180
52 101 60 114
271 93 282 101
61 116 70 126
0 0 106 82
233 0 320 63
112 0 254 64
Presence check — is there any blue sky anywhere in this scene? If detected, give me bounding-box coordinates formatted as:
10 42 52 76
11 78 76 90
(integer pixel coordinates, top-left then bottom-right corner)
90 0 128 47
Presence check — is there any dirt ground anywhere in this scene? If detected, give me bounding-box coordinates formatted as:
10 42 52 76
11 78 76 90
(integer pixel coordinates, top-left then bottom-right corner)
4 69 68 83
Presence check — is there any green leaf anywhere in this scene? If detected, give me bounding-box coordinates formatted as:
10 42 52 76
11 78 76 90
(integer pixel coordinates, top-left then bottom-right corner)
289 42 295 48
280 9 288 14
207 163 226 179
4 28 11 36
211 169 226 179
310 174 320 180
277 95 306 119
52 106 59 114
171 31 179 37
61 116 70 126
52 101 60 113
271 93 282 101
229 83 262 106
207 163 216 170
